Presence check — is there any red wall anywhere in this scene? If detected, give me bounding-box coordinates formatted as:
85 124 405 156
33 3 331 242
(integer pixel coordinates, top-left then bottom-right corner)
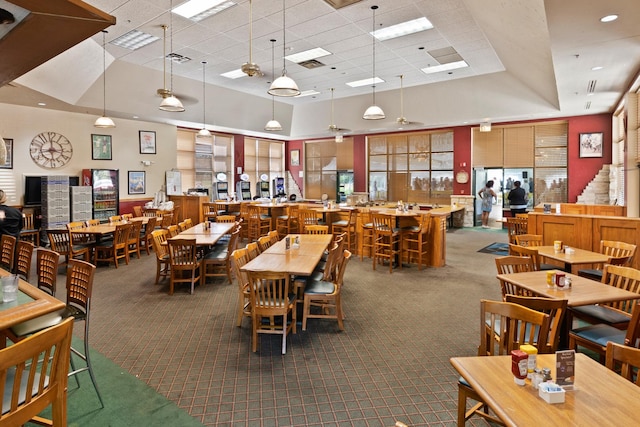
353 135 367 193
233 134 244 186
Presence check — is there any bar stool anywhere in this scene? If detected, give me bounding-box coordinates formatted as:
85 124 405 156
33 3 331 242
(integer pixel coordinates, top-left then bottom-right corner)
360 210 374 261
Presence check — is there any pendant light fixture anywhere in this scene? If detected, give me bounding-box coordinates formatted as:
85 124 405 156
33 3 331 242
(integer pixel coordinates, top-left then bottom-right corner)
265 39 282 131
241 0 261 77
198 61 211 137
268 0 300 97
363 5 385 120
94 30 115 128
158 3 185 112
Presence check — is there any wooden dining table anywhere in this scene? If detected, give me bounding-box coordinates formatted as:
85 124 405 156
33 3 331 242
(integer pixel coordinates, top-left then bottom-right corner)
497 269 640 348
169 222 235 246
451 353 640 427
241 234 332 276
533 245 609 274
0 270 65 331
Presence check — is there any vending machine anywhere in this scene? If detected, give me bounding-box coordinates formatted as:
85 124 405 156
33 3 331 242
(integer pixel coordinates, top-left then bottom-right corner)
272 177 285 197
256 180 270 198
214 182 229 200
236 181 252 200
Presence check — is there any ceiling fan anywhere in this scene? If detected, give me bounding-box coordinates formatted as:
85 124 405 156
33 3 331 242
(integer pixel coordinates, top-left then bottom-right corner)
241 0 262 77
396 74 423 127
328 88 350 134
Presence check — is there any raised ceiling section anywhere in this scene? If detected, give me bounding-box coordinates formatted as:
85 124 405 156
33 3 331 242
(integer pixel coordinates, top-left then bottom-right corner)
0 0 115 87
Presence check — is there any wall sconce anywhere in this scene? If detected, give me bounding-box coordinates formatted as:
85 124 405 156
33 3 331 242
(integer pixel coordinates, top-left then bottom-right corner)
480 121 491 132
141 160 154 166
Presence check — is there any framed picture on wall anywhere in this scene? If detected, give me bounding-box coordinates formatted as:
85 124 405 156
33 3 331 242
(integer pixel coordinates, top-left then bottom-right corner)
579 132 603 158
128 171 146 194
92 134 112 160
290 149 300 166
0 138 13 169
139 130 156 154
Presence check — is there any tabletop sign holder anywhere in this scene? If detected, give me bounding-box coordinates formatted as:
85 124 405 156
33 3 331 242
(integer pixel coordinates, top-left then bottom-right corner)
555 349 575 390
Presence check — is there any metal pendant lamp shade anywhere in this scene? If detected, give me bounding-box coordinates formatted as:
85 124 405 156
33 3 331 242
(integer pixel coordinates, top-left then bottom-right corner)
198 61 211 137
363 5 385 120
265 39 282 131
94 30 115 128
268 0 300 97
159 6 185 112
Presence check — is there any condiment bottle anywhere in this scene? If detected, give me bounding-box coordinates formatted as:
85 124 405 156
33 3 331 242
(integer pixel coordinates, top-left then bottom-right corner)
532 368 543 390
519 344 538 379
511 350 528 386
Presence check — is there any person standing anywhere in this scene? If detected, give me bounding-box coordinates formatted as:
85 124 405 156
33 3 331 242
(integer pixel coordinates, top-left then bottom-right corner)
0 190 23 239
507 180 528 216
478 180 496 228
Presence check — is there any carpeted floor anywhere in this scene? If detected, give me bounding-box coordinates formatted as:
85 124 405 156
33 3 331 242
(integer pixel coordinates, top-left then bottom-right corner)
47 226 507 426
477 242 509 256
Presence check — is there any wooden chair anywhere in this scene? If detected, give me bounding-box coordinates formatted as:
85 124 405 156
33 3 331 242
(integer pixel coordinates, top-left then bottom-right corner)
360 210 374 261
85 219 101 227
216 215 236 223
160 213 174 229
372 213 401 273
167 238 202 295
305 224 329 234
67 221 96 254
150 229 170 285
121 213 133 220
606 341 640 386
183 218 193 229
0 233 16 271
298 209 319 234
127 219 143 260
19 212 40 246
47 229 90 266
203 228 240 284
14 240 34 281
508 243 555 271
203 202 217 221
247 270 296 354
257 235 274 252
0 317 73 426
178 220 189 232
276 204 299 238
36 248 59 296
239 202 250 240
167 224 180 238
247 204 271 242
231 248 252 327
401 213 431 270
495 255 535 296
246 242 260 259
302 250 352 331
94 223 131 268
514 234 543 247
504 294 568 354
570 300 640 363
570 264 640 330
139 216 157 255
459 299 551 426
331 210 357 252
267 230 279 245
109 215 122 223
133 205 143 217
505 217 528 244
578 240 637 281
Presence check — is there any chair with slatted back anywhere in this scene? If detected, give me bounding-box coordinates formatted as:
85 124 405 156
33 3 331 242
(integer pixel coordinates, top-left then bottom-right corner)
178 221 188 232
85 219 101 227
231 248 252 327
458 299 551 426
514 234 544 247
133 206 143 217
276 204 299 238
47 230 79 266
257 235 274 252
203 202 217 222
183 218 193 229
305 225 329 235
505 217 528 244
298 209 319 234
606 342 640 386
508 243 555 271
578 240 637 282
570 300 640 363
216 215 236 223
247 270 296 354
401 213 431 270
246 242 260 259
19 212 40 247
139 216 157 255
0 233 16 271
332 210 357 252
14 240 34 281
495 255 536 296
504 294 568 354
203 228 240 284
372 213 401 273
571 264 640 330
127 219 143 260
109 215 122 223
94 223 130 268
0 317 73 426
36 248 59 296
151 229 170 285
167 224 180 238
360 210 374 261
247 204 271 242
167 238 202 295
121 214 133 221
160 213 174 229
67 221 96 257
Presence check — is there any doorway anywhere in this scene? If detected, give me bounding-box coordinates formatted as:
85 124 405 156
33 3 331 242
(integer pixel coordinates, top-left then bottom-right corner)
474 168 504 227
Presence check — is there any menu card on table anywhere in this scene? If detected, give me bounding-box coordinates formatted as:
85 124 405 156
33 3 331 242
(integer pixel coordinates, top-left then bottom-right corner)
556 350 575 390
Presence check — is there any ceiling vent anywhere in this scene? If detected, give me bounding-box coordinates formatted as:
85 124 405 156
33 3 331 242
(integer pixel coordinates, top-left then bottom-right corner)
585 101 591 110
298 59 325 69
323 0 363 9
587 80 597 93
428 46 463 64
167 53 191 64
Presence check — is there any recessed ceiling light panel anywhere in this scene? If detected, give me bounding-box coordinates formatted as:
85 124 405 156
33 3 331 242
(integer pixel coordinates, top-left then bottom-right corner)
295 90 321 98
110 30 159 50
421 61 468 74
221 69 246 79
346 77 384 88
371 17 433 41
172 0 237 22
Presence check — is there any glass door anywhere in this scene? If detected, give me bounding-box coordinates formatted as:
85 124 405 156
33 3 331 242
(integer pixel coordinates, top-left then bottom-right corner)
473 168 504 227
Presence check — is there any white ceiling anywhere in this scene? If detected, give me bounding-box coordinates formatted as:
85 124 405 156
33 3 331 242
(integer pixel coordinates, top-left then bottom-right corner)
2 0 640 139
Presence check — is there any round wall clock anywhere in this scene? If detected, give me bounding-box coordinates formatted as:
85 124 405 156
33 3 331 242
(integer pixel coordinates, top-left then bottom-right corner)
456 170 469 184
29 131 73 168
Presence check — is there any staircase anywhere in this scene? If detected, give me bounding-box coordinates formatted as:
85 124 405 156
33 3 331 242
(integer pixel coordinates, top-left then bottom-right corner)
577 165 611 204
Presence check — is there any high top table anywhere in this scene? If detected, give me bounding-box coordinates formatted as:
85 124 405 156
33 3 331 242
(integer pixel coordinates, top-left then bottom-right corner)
451 353 640 427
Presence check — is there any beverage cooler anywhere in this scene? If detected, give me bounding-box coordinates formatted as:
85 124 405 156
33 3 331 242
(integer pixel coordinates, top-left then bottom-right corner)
82 169 119 221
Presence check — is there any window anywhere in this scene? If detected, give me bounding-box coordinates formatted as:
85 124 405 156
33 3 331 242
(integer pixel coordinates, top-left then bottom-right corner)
176 130 233 193
244 138 284 196
304 138 354 200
